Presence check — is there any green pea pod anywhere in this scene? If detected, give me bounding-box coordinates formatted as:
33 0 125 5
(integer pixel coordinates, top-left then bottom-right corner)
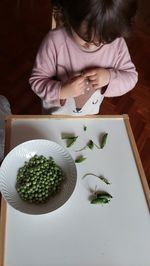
83 125 87 131
66 137 78 148
82 173 111 185
91 197 110 204
99 176 110 185
61 134 78 148
100 133 108 149
91 192 112 204
96 192 112 199
87 140 94 150
75 155 86 163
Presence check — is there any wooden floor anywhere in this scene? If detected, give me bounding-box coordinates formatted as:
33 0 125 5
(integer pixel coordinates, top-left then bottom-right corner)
0 1 150 186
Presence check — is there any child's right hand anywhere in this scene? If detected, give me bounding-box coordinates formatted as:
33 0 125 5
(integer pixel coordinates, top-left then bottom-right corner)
59 76 86 99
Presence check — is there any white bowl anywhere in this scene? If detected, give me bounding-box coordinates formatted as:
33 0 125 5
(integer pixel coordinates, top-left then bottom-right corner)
0 139 77 215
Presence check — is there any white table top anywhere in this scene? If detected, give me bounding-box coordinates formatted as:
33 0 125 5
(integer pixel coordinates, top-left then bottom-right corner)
1 115 150 266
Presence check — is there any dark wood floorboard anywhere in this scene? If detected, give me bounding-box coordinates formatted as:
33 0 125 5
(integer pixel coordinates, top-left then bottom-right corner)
0 0 150 186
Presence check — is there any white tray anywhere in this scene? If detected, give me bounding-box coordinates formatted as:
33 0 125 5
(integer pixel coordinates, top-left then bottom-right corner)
0 115 150 266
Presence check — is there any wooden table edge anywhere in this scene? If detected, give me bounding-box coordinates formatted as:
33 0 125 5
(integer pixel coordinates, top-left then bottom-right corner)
124 116 150 210
0 117 11 266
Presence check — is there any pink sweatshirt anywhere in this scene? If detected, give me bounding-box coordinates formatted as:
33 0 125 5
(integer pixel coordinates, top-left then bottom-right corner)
29 27 138 114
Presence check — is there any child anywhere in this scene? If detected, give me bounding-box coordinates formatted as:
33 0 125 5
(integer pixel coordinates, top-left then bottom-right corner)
29 0 138 115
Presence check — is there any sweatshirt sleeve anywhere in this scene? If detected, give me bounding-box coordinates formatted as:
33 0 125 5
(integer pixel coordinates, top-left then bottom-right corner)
29 32 62 107
104 38 138 97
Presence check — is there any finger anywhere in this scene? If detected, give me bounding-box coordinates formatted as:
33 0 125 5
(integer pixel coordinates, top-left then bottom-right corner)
83 70 97 77
84 78 90 86
90 80 98 86
92 84 101 89
73 72 82 77
81 86 85 95
74 76 85 84
88 75 97 81
76 85 86 95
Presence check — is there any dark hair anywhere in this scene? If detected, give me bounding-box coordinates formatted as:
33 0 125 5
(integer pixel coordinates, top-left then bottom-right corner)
52 0 138 43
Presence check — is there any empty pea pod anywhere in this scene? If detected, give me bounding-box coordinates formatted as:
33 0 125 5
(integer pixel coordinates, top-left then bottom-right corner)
100 133 108 148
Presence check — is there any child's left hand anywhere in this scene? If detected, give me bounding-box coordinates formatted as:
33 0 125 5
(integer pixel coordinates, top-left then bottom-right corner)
83 68 110 89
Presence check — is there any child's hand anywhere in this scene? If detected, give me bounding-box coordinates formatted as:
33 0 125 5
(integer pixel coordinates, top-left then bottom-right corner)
83 68 110 89
60 76 86 99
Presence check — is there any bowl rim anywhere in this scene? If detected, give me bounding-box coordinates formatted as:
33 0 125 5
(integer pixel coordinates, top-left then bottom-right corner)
0 139 77 215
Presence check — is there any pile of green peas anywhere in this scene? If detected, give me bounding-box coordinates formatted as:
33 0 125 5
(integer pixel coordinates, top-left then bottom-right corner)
16 155 64 204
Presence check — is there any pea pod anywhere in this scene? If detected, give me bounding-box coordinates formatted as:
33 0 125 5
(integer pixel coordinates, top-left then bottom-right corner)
82 173 110 185
83 125 87 131
100 133 108 149
75 155 86 163
99 176 110 185
91 192 112 204
66 137 78 148
96 192 112 199
75 139 94 152
91 197 110 204
87 140 94 150
61 134 78 148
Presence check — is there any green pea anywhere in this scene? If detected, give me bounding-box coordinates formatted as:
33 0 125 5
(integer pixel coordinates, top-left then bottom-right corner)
16 155 65 204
